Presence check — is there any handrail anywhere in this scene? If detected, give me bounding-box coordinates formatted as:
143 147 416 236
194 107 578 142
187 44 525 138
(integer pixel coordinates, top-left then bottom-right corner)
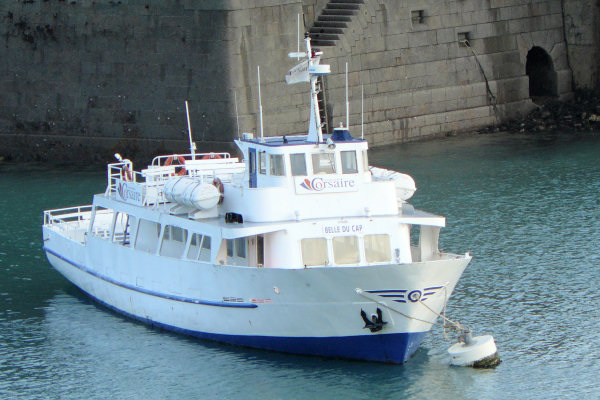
151 152 231 166
43 205 95 228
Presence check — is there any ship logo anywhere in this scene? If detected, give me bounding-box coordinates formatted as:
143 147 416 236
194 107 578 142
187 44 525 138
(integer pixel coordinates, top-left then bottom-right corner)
298 177 356 192
300 178 315 190
365 287 443 303
117 182 127 200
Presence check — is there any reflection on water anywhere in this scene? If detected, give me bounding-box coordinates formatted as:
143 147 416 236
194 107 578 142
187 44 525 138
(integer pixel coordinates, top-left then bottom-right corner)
1 132 599 399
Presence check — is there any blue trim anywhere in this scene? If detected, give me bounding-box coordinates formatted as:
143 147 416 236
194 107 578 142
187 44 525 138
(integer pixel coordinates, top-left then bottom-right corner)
241 136 367 148
367 289 407 293
45 248 428 363
44 247 257 309
81 290 427 364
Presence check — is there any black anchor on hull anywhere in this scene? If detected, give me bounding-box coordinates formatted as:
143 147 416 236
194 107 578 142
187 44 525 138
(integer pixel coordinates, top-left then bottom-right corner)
360 307 387 332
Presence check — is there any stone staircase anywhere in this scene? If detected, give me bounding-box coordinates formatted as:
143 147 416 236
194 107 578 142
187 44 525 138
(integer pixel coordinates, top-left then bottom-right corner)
309 0 365 47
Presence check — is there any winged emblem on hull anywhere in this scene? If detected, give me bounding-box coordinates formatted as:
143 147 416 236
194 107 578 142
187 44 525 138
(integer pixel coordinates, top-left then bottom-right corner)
365 287 443 303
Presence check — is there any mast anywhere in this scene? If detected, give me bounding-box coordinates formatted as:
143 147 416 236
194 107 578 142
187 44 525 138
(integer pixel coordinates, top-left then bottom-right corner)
286 34 330 143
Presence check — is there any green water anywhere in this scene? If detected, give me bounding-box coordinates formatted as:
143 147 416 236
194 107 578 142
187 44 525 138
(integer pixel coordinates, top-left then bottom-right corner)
1 132 599 399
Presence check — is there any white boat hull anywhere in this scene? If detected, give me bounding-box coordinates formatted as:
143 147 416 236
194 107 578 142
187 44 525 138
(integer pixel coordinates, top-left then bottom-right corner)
43 228 469 363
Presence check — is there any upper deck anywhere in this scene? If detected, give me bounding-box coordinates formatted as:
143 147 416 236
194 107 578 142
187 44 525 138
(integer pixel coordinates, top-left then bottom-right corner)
101 125 417 224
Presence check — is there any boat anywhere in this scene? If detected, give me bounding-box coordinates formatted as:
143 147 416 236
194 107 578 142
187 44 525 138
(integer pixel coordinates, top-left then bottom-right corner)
42 35 472 363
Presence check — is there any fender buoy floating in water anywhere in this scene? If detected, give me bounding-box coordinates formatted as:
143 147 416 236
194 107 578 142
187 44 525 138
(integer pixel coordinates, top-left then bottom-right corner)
448 331 500 368
165 155 187 176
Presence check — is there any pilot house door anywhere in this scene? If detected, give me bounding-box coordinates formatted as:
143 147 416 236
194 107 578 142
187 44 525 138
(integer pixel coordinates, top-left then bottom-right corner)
249 148 257 188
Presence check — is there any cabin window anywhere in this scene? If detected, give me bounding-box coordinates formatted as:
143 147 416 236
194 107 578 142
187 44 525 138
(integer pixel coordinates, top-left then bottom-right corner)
160 225 188 258
163 225 187 243
249 151 256 174
111 212 133 246
226 238 247 265
259 151 266 174
312 153 336 174
332 236 359 265
200 235 211 261
290 153 307 176
364 234 391 263
341 151 358 174
301 238 329 266
135 219 160 253
257 235 264 266
236 238 246 258
187 233 211 262
362 150 369 172
270 154 285 176
187 233 201 259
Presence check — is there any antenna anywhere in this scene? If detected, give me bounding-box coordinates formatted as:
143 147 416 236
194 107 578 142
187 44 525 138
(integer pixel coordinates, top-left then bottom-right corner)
257 66 264 140
234 90 240 138
185 100 196 160
297 14 300 59
361 84 364 139
345 62 349 129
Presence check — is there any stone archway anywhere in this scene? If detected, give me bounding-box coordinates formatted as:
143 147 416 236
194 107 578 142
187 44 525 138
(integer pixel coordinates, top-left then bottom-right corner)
526 46 557 103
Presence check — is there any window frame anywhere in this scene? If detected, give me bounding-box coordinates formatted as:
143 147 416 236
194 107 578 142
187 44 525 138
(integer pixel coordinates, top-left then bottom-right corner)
290 153 307 176
269 154 285 176
340 150 358 174
311 152 336 174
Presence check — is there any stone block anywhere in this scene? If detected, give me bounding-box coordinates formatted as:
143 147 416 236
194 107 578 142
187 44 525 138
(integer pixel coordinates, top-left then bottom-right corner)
436 28 456 44
407 30 437 48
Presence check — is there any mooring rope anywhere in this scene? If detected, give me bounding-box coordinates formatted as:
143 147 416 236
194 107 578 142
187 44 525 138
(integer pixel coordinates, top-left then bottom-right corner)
356 286 467 342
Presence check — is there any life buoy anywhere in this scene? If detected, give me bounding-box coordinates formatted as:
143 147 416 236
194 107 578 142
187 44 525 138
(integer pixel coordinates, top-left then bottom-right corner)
202 153 222 160
121 166 133 181
213 177 224 204
165 155 187 176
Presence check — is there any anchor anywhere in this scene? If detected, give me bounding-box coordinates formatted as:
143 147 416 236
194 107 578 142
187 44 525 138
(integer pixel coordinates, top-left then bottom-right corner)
360 307 387 332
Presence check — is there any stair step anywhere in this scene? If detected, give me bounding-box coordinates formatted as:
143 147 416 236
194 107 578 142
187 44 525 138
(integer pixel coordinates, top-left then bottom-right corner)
310 27 344 35
327 3 361 10
309 33 340 41
311 40 338 47
317 15 352 22
322 9 357 16
313 21 348 28
330 0 364 3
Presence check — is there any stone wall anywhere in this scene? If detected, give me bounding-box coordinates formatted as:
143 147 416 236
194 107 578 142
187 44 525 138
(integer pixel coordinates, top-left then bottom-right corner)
0 0 235 163
562 0 600 89
293 0 574 145
0 0 594 164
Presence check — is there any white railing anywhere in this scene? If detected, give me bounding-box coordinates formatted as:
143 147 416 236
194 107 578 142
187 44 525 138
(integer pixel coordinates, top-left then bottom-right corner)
151 152 231 167
105 161 169 207
43 205 95 242
104 153 246 208
43 205 94 227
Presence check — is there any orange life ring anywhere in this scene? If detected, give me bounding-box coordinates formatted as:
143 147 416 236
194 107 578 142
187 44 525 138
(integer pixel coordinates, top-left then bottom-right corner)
202 153 222 160
165 155 187 176
213 177 224 204
121 166 133 182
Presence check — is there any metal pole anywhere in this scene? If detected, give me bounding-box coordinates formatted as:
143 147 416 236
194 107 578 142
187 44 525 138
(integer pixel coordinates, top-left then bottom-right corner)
361 84 364 139
234 91 240 138
185 100 195 159
345 62 349 129
258 66 264 140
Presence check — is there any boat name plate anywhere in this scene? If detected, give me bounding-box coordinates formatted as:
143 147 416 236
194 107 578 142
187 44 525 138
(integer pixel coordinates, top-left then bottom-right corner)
295 176 359 194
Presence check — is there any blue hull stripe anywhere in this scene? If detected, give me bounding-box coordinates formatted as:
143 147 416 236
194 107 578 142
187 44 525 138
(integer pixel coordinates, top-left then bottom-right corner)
45 247 428 363
87 289 427 364
44 247 257 309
